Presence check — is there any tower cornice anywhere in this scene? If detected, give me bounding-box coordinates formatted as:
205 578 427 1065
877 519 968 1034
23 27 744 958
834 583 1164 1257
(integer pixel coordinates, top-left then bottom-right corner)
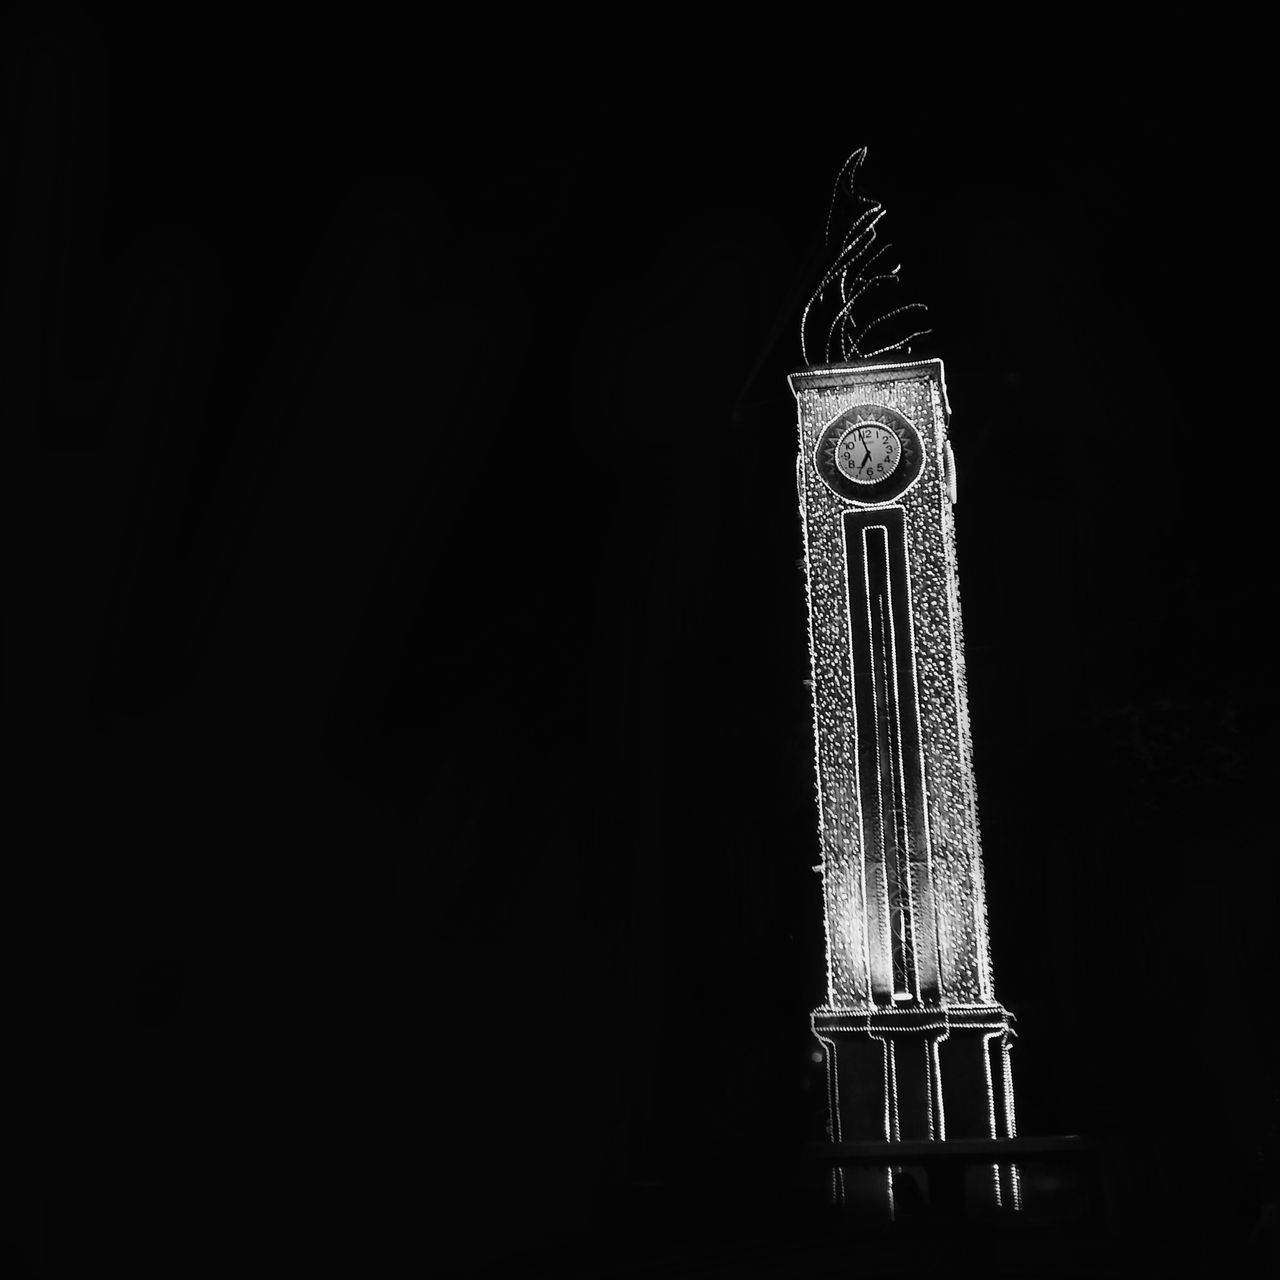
789 358 950 420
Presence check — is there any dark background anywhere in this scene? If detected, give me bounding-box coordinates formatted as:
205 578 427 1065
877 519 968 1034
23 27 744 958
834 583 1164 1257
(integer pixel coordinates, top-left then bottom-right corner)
6 8 1275 1276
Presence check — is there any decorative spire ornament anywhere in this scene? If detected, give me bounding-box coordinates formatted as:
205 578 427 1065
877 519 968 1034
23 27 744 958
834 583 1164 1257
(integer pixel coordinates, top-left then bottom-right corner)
799 147 932 366
791 148 1019 1215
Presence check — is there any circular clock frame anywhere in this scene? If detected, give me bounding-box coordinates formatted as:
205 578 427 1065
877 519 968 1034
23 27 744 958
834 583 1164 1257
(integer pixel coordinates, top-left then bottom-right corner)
814 404 925 505
834 421 901 485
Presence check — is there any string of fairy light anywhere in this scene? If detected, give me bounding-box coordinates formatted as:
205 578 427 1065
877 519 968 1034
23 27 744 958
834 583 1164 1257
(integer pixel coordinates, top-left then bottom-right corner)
799 147 932 367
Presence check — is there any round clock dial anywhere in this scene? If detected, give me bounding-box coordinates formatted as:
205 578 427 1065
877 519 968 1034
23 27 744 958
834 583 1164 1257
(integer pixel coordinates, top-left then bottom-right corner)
813 403 925 505
835 423 901 485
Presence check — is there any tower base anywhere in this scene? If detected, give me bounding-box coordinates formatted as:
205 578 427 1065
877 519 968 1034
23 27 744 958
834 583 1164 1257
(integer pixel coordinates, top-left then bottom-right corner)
811 1004 1018 1215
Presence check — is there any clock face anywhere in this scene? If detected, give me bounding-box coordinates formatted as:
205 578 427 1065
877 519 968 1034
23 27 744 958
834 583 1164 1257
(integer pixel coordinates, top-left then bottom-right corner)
813 403 925 505
835 423 901 485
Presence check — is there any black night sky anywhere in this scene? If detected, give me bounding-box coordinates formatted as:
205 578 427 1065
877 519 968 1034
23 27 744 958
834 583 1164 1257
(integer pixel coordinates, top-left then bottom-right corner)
7 11 1275 1277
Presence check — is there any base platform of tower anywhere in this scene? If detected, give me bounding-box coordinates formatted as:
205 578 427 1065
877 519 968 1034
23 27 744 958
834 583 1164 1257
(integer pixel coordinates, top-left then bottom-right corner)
811 1004 1019 1214
802 1132 1111 1224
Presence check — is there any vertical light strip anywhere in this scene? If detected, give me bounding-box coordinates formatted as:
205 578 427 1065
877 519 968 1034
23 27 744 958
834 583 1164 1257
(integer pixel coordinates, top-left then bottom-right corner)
892 507 941 1000
982 1030 1003 1208
930 1032 948 1141
861 535 894 1001
883 1037 900 1143
876 592 913 999
1001 1034 1022 1210
815 1033 844 1205
838 498 873 1003
873 524 923 1001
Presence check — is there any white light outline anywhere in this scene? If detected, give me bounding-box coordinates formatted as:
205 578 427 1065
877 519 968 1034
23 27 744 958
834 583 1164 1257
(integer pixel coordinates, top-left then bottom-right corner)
920 1035 935 1141
933 384 994 1001
981 1029 1004 1207
893 504 943 1003
816 1014 1011 1034
930 1028 949 1141
814 1031 843 1204
842 513 941 1005
834 419 902 485
881 519 938 1004
1001 1033 1022 1209
799 148 931 367
873 558 917 1001
812 402 926 508
872 1033 896 1219
884 1036 901 1143
862 535 895 1000
839 510 874 1000
789 358 952 418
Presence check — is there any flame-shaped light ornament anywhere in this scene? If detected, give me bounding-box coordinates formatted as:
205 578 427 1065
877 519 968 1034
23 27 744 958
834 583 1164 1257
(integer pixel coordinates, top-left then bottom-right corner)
791 147 1019 1216
799 147 932 367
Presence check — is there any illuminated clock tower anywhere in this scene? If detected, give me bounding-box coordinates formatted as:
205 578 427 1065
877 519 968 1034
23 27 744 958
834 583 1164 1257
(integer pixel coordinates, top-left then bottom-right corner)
791 356 1018 1211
